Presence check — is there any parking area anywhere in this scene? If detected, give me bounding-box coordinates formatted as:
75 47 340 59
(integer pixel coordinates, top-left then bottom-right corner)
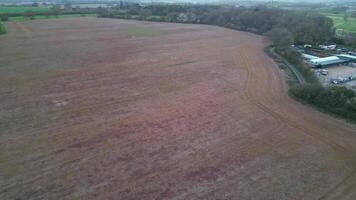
315 64 356 87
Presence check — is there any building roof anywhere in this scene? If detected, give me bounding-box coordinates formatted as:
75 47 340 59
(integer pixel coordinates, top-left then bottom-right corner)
310 56 344 66
308 54 356 67
337 54 356 61
302 53 320 60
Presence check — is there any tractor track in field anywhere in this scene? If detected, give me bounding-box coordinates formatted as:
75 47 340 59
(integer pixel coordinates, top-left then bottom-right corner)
15 22 33 37
1 18 356 200
235 48 356 200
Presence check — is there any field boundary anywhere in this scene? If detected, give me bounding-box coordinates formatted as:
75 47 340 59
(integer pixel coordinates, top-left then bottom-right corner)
7 13 96 22
335 28 356 39
267 47 306 85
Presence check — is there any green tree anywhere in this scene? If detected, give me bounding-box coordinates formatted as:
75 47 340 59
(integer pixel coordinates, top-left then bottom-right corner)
265 28 294 47
0 15 8 22
52 5 61 17
330 86 355 99
96 7 109 17
349 99 356 112
139 9 152 20
43 11 50 18
23 10 35 19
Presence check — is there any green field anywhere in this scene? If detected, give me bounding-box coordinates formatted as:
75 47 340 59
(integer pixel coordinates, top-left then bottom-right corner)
321 12 356 33
0 6 49 14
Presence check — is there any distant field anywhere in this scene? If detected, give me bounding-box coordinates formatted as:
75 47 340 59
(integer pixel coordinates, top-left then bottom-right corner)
338 20 356 33
321 12 356 33
8 14 96 21
71 3 109 8
0 6 49 14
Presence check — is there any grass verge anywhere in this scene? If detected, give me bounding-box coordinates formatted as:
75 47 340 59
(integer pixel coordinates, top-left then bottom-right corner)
0 22 6 34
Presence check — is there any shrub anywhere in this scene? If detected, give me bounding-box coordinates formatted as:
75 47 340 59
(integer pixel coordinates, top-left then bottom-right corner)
290 85 356 123
265 28 294 47
276 47 319 84
0 23 6 34
1 15 8 22
349 99 356 112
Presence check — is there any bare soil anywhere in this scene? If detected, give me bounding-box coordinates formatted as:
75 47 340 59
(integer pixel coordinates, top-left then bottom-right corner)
1 17 356 200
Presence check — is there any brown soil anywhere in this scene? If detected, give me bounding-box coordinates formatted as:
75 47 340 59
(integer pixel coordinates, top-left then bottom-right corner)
1 17 356 200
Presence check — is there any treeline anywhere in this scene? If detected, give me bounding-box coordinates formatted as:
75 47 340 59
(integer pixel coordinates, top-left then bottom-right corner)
1 10 95 17
290 85 356 122
98 4 334 45
0 6 96 21
0 11 94 21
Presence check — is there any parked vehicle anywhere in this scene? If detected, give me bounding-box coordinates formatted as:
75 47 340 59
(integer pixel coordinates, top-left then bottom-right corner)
321 69 329 75
331 79 339 84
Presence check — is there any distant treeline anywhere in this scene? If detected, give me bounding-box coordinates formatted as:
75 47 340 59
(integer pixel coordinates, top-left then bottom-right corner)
0 5 97 21
97 4 334 45
1 10 95 17
98 4 356 123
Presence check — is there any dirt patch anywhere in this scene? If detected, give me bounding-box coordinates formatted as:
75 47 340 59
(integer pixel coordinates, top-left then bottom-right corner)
127 26 167 37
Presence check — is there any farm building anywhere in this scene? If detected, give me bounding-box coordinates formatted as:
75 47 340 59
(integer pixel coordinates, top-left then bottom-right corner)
302 53 319 60
310 54 356 68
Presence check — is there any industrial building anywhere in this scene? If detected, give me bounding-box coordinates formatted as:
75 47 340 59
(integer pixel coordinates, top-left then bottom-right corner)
309 54 356 68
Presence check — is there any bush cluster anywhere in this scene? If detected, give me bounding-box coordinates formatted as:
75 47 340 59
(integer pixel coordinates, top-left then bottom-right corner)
290 85 356 122
276 47 319 84
0 22 6 34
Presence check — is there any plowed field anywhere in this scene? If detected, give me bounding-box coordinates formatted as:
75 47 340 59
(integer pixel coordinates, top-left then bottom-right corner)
1 18 356 200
